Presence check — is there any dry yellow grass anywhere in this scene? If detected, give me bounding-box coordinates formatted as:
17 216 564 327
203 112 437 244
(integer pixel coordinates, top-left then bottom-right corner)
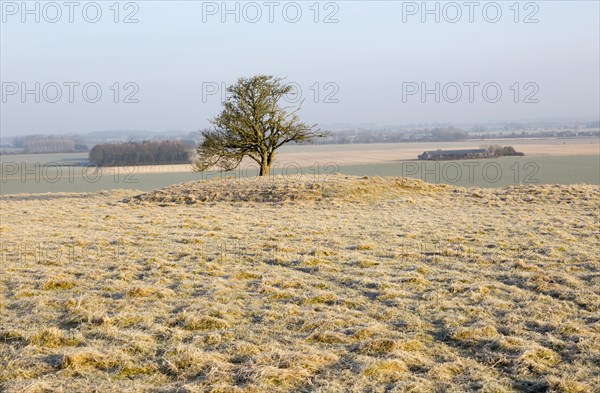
0 174 598 392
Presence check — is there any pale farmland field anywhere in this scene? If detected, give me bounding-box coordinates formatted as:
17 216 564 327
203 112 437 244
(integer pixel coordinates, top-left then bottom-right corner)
1 175 599 392
1 139 599 194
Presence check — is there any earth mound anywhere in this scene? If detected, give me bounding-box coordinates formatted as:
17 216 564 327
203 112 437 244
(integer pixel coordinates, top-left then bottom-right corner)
122 174 450 205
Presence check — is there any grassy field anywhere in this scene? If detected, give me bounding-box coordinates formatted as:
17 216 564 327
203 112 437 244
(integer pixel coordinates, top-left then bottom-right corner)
1 175 598 392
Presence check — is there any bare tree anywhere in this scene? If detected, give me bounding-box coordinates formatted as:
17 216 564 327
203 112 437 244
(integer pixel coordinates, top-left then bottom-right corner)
194 75 329 176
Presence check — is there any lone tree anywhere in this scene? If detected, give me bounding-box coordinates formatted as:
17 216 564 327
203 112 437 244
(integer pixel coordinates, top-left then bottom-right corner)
194 75 329 176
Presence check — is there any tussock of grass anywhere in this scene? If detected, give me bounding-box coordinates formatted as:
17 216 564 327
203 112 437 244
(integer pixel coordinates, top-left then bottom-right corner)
233 271 262 280
174 313 230 331
518 347 560 371
42 277 77 290
162 345 230 379
356 243 376 251
358 338 400 355
28 328 83 348
65 296 108 326
303 292 338 305
450 324 500 342
237 350 339 389
307 331 349 344
352 324 389 340
356 259 379 268
125 285 175 299
428 361 466 381
116 364 158 379
548 376 592 393
60 349 114 370
395 339 426 352
362 359 408 382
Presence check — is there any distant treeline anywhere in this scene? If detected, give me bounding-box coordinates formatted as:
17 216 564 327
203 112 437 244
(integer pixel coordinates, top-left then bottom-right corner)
322 127 599 144
324 127 468 144
89 140 193 166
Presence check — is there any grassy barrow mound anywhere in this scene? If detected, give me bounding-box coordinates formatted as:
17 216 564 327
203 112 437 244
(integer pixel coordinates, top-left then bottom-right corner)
123 174 451 205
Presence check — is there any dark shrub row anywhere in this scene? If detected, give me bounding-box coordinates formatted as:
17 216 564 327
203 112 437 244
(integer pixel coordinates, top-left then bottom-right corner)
89 140 193 166
487 145 525 157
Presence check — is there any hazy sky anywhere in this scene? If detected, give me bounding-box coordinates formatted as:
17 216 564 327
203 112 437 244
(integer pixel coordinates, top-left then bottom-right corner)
1 1 599 136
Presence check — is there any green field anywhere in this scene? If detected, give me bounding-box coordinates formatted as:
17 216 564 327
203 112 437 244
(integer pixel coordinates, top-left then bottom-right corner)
339 155 600 188
0 153 598 194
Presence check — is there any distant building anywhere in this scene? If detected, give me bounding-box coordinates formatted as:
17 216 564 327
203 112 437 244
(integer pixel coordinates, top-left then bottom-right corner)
418 149 489 160
24 136 76 153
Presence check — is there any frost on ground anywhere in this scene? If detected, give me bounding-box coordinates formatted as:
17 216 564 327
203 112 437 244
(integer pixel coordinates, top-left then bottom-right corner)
0 175 598 392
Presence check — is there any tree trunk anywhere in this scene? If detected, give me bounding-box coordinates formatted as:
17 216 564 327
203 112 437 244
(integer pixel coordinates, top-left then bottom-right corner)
259 155 269 176
259 161 270 176
259 153 273 177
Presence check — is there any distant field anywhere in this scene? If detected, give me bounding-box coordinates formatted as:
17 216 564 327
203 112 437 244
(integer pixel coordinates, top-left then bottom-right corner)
1 176 598 392
1 153 598 194
339 155 600 188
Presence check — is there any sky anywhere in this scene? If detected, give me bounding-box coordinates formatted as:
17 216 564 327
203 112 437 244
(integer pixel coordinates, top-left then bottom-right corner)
1 0 599 136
